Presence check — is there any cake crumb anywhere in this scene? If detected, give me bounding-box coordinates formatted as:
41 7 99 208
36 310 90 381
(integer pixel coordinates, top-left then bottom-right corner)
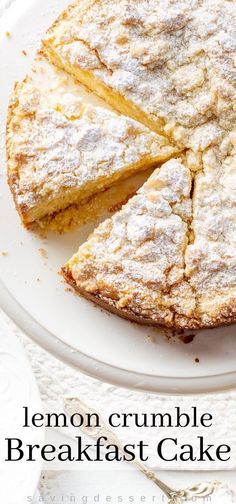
1 251 8 256
38 248 48 259
147 334 156 343
22 49 27 56
162 328 172 340
179 333 195 344
6 31 11 38
195 357 200 363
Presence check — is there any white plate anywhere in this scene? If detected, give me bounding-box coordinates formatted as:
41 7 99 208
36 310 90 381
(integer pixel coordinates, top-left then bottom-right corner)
1 0 236 395
0 314 42 503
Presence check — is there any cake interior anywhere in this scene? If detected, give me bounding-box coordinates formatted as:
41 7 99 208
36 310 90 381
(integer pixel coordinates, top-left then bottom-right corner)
43 46 164 135
7 54 177 228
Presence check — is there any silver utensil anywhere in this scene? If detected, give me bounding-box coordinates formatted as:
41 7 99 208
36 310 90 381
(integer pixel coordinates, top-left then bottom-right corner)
64 397 231 503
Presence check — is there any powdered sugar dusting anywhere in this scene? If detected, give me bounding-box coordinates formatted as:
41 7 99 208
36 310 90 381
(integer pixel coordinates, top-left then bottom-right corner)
7 55 175 222
44 0 236 159
185 139 236 322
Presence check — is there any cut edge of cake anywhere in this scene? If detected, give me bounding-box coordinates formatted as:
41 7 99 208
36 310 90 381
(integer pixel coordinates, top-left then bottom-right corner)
7 52 178 228
42 0 167 136
43 40 164 136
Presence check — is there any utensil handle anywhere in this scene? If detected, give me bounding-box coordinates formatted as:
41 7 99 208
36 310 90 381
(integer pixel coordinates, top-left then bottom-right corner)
64 398 175 499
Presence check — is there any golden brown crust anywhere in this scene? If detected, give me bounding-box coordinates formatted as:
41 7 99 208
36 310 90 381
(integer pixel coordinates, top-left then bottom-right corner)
6 82 30 228
62 265 179 329
62 265 236 330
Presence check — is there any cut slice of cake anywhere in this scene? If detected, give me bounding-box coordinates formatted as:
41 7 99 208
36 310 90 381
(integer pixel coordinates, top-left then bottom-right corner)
63 158 197 329
43 0 235 161
185 138 236 328
7 53 177 227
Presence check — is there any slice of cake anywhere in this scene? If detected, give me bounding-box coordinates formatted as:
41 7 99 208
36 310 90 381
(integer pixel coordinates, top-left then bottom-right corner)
63 158 197 329
7 54 177 227
185 138 236 327
43 0 235 160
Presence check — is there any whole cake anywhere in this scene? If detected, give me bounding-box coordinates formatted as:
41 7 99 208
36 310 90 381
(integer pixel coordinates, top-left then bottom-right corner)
7 0 236 329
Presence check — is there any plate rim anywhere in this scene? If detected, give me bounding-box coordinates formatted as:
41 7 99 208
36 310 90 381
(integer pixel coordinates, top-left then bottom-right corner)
1 278 236 395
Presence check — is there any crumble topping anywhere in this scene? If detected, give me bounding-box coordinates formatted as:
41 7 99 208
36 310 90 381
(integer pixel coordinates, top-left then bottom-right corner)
44 0 236 152
185 139 236 316
68 159 195 322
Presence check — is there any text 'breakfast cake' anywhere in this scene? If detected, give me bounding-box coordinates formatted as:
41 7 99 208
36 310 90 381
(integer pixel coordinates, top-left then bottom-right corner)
7 0 236 329
7 53 176 226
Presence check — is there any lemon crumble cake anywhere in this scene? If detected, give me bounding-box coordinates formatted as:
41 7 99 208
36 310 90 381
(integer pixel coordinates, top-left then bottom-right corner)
6 0 236 330
43 0 236 160
7 54 176 227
